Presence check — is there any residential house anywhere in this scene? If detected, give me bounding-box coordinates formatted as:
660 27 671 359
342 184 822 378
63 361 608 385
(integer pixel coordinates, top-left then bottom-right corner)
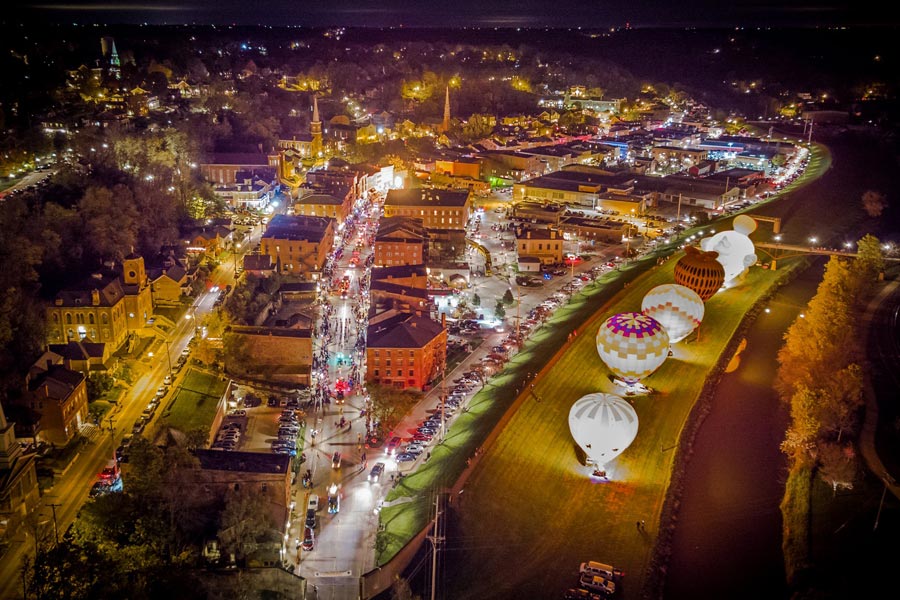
23 361 88 446
46 340 114 375
292 192 351 225
0 402 40 551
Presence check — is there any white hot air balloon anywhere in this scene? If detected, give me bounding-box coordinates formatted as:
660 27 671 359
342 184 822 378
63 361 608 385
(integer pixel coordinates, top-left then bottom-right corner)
595 312 670 384
569 393 639 475
699 215 758 283
641 284 705 343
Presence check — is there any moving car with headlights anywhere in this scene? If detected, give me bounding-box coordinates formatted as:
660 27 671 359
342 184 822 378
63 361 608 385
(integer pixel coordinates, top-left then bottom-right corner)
368 462 385 483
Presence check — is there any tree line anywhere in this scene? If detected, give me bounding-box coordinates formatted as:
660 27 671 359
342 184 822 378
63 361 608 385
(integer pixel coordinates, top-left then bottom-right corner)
775 234 884 589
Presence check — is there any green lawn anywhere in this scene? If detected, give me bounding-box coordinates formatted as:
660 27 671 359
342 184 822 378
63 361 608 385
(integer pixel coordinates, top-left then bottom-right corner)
161 368 228 434
377 144 835 595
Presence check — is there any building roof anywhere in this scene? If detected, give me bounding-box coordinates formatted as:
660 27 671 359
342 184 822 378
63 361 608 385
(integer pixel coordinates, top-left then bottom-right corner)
262 214 334 243
376 216 427 239
48 340 106 361
28 364 85 398
385 188 470 208
195 449 292 474
371 264 428 281
296 193 344 206
203 153 271 166
515 228 560 240
367 312 444 349
243 253 274 271
53 273 125 307
369 280 429 299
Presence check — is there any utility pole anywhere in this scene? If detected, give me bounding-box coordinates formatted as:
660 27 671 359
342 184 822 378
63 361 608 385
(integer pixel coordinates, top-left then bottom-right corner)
807 119 814 145
163 339 173 374
48 503 61 547
427 494 443 600
676 193 682 225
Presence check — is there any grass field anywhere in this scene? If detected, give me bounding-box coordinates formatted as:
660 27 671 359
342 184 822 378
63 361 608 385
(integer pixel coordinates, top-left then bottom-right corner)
162 368 228 433
375 143 839 597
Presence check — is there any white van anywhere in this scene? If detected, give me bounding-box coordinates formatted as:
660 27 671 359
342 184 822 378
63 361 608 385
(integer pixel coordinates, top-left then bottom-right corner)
307 494 319 512
579 561 618 580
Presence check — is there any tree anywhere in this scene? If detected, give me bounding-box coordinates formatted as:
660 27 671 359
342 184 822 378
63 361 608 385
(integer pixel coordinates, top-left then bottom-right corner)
817 441 857 494
472 293 481 306
369 385 423 436
79 185 139 264
502 288 515 306
86 373 114 402
391 576 422 600
218 485 273 563
853 234 884 295
861 190 887 218
495 300 506 319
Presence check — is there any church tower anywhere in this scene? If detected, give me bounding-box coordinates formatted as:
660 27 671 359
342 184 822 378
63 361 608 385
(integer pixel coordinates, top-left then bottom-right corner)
441 86 451 133
310 95 323 158
109 39 121 79
122 253 146 288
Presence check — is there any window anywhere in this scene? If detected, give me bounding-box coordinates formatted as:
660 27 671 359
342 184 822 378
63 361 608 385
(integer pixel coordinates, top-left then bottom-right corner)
409 370 414 377
101 314 108 325
89 314 95 324
66 313 72 325
409 351 414 358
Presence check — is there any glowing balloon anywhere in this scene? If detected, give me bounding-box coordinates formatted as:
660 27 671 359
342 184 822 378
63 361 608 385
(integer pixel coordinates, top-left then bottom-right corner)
595 312 669 383
569 393 639 470
641 284 705 344
674 246 725 301
699 217 758 282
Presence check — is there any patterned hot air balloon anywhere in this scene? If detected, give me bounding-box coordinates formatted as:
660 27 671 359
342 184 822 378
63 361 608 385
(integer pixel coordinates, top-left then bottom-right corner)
699 215 758 283
595 312 669 383
641 284 705 344
569 393 639 471
674 246 725 301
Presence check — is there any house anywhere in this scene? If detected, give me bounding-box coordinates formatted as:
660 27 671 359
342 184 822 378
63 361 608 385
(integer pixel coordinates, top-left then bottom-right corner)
0 402 40 551
515 227 564 266
150 264 190 305
366 311 447 391
383 188 472 232
23 361 89 446
260 215 335 279
242 253 275 277
183 225 233 256
46 340 114 375
369 265 431 314
46 255 153 351
373 216 428 267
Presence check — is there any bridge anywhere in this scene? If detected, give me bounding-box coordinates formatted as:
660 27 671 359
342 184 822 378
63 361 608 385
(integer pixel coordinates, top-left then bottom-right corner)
755 242 900 270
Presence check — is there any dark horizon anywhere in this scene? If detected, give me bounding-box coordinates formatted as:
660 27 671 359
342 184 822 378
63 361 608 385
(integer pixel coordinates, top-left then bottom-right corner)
9 1 895 29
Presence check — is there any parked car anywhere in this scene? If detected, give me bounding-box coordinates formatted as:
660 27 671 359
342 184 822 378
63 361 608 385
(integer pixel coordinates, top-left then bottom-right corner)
302 527 315 551
395 452 416 462
331 451 342 469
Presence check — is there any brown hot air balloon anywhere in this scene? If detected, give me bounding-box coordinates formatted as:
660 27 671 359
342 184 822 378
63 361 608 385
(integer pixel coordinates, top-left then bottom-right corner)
674 246 725 301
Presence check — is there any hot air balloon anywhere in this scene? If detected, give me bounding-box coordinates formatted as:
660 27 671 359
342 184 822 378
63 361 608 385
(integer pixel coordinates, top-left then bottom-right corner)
699 216 758 283
674 246 725 301
595 312 669 384
641 284 705 343
569 393 639 473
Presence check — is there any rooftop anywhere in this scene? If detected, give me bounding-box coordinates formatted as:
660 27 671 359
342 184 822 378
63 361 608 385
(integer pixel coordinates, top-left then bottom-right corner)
385 188 471 208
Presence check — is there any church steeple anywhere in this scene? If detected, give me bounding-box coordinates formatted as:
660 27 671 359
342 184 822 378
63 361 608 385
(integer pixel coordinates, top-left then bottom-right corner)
441 86 451 133
109 39 121 79
310 95 322 158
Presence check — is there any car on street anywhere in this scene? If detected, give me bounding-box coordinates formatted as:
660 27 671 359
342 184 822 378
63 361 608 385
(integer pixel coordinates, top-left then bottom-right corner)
302 527 315 551
368 462 385 483
305 508 317 529
564 589 605 600
396 452 416 462
132 418 146 434
332 451 342 469
163 374 173 385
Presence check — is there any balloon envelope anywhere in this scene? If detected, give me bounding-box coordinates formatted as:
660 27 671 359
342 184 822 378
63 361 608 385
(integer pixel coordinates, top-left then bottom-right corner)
641 284 705 343
700 229 757 283
569 393 639 468
596 312 670 383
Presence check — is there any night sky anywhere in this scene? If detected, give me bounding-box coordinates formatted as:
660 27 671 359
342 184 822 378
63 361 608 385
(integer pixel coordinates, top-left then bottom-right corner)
10 1 886 28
